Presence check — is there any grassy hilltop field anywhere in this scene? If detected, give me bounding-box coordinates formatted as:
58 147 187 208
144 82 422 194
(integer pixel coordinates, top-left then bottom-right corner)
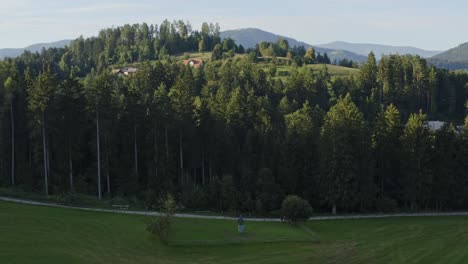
2 201 468 264
177 51 360 82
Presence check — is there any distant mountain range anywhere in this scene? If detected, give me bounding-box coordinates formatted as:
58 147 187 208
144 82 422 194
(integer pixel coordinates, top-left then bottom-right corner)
427 42 468 70
0 40 71 59
316 41 442 59
220 28 368 63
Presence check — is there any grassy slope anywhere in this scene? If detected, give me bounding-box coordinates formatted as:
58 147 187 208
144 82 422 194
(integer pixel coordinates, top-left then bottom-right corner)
307 217 468 263
175 51 214 61
112 51 358 81
0 201 316 264
3 201 468 263
170 218 314 246
306 64 359 76
263 64 359 82
174 53 360 78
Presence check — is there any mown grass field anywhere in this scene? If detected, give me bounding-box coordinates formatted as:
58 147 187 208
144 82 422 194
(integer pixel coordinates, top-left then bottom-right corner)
175 51 214 61
2 201 468 263
306 64 359 76
271 64 359 77
170 217 314 246
175 52 359 79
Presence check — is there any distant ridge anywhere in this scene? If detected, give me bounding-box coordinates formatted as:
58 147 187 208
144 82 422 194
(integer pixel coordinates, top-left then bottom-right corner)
0 40 72 59
317 41 442 59
220 28 367 63
428 42 468 70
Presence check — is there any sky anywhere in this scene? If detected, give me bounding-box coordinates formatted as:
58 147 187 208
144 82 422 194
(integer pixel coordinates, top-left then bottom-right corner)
0 0 467 50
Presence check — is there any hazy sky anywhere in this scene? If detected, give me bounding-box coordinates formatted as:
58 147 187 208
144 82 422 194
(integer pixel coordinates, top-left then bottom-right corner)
0 0 467 50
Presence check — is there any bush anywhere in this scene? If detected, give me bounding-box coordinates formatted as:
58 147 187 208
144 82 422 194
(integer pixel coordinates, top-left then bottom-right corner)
146 194 177 245
281 195 313 223
59 192 83 206
375 197 399 213
180 186 208 210
110 196 129 206
146 215 172 244
141 189 158 210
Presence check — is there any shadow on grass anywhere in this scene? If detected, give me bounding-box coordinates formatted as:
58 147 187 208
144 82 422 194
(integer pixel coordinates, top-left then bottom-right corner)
167 223 320 247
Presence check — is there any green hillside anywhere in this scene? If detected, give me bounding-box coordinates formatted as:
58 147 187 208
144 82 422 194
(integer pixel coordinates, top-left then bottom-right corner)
428 42 468 70
261 63 359 82
0 201 315 264
3 201 468 263
307 64 359 76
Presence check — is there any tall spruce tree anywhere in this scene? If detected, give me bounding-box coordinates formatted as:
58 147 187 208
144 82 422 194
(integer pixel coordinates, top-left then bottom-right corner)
373 104 402 201
320 94 368 214
169 66 195 183
400 112 432 210
28 69 56 195
4 77 17 186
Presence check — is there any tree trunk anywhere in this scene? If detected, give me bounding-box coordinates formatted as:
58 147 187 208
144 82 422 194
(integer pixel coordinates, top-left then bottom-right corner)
106 157 111 195
46 135 51 185
426 91 430 115
165 127 169 161
134 125 138 176
417 84 421 110
96 109 102 200
10 104 14 186
69 143 73 191
193 168 196 184
179 129 183 183
42 112 48 195
209 157 212 184
332 203 337 215
380 168 384 199
154 125 159 186
105 135 111 195
201 150 205 185
380 84 383 105
28 140 32 167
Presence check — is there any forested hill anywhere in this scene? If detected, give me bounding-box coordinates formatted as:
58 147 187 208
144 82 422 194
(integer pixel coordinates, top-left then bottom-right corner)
221 28 314 49
317 41 442 59
0 40 71 59
0 21 467 215
220 28 367 63
428 42 468 70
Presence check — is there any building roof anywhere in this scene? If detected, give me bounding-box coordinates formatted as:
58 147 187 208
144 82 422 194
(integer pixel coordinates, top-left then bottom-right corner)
122 67 138 73
183 59 204 68
426 121 446 131
112 67 138 75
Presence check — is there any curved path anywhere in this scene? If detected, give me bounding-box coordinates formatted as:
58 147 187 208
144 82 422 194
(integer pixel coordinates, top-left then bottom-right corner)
2 196 468 222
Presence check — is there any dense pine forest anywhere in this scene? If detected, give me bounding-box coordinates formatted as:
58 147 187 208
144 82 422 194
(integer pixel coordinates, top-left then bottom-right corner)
0 21 467 214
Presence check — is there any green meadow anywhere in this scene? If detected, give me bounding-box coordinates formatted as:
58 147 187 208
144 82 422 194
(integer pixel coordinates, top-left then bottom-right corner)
2 201 468 263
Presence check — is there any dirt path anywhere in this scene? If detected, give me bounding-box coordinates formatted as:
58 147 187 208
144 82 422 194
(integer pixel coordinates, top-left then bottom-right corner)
2 196 468 222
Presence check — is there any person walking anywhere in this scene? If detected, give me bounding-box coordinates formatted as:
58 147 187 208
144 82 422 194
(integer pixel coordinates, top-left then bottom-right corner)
238 215 245 234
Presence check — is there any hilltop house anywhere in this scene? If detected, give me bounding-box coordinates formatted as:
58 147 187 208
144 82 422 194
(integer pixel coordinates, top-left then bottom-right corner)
426 121 446 131
426 121 465 133
183 59 204 68
112 67 138 76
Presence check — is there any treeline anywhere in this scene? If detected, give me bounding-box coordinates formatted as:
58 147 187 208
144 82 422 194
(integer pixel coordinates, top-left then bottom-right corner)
0 22 468 214
16 20 223 78
428 59 468 71
334 58 358 68
255 39 331 66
